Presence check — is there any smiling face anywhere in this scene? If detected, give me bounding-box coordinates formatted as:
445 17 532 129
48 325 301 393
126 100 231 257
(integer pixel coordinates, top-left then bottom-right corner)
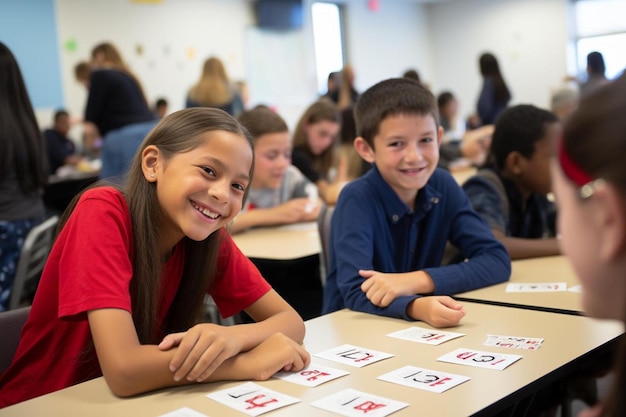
144 130 252 253
252 131 292 189
305 120 340 155
355 113 442 208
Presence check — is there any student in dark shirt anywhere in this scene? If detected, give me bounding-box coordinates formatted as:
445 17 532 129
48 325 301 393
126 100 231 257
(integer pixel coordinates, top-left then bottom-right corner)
323 78 510 327
44 110 82 174
463 105 561 260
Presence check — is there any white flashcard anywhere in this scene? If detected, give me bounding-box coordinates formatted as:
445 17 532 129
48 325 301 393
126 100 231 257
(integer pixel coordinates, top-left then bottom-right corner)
272 363 349 387
483 334 544 350
568 285 583 293
311 388 409 417
206 382 299 416
378 365 470 393
437 348 522 370
505 282 567 292
159 407 209 417
387 327 465 345
314 344 394 368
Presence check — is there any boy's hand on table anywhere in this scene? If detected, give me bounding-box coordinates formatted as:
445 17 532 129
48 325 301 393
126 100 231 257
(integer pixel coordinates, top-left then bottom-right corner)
359 269 434 307
408 296 466 328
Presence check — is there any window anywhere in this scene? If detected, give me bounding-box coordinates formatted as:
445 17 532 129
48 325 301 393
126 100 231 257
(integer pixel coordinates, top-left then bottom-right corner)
573 0 626 79
311 2 344 95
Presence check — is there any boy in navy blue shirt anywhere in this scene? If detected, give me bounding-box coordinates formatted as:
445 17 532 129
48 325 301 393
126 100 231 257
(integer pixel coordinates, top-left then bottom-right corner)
322 78 510 327
462 105 560 260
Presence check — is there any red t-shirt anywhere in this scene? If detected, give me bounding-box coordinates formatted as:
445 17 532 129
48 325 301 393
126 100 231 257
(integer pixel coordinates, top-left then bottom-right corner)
0 187 270 407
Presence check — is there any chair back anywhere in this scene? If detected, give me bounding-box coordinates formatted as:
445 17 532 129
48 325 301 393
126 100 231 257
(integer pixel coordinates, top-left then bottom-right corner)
9 215 59 310
0 306 30 376
316 204 335 287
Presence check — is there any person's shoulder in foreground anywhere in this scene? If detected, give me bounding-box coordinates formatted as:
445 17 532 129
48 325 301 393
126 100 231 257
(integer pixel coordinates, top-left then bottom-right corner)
322 78 510 328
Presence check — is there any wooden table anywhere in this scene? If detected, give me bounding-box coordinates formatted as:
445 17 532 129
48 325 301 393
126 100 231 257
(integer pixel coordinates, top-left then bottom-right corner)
232 222 323 320
232 222 320 260
456 256 583 315
2 303 621 417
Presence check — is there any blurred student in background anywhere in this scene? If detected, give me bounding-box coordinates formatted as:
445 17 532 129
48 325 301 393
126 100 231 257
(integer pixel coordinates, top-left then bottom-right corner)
0 42 48 312
463 105 561 260
231 106 320 234
44 110 83 174
186 56 244 117
291 99 343 204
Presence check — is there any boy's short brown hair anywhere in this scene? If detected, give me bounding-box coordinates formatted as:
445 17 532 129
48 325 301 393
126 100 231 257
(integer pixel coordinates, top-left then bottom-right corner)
237 106 288 141
355 78 439 148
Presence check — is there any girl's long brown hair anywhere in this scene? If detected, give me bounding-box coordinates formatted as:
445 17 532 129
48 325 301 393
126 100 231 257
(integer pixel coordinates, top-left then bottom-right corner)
292 99 340 180
59 108 254 343
562 73 626 417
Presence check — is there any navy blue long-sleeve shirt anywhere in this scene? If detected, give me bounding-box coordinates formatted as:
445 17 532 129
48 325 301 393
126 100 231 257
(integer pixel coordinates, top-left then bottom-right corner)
322 166 511 320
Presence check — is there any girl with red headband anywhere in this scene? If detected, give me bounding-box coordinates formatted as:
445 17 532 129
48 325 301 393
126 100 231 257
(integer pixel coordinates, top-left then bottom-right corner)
552 72 626 417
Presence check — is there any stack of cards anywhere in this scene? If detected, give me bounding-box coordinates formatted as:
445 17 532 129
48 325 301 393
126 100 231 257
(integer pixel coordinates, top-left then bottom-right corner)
483 334 544 350
505 282 567 292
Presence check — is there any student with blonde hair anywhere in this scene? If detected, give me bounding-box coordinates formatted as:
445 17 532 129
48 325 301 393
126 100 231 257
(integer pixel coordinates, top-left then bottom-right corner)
186 57 244 117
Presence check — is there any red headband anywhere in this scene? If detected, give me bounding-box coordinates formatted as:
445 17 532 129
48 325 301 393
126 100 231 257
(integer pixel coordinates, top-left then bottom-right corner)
558 137 594 186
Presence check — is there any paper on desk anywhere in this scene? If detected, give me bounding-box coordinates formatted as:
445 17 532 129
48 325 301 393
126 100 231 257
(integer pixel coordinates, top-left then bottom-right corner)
206 382 299 416
387 326 465 345
273 363 349 387
314 344 394 368
505 282 567 292
311 388 409 417
568 285 583 293
378 365 470 393
159 407 208 417
483 334 544 350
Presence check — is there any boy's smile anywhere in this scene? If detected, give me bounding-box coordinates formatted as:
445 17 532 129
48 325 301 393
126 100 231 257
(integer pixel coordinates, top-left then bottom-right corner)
356 113 442 209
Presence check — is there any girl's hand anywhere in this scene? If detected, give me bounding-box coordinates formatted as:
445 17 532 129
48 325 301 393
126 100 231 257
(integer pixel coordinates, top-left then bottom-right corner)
158 323 244 382
243 333 311 380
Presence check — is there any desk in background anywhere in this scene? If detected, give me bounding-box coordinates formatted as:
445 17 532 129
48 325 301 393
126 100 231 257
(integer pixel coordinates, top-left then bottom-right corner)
2 303 621 417
232 223 323 320
456 256 582 315
44 170 99 215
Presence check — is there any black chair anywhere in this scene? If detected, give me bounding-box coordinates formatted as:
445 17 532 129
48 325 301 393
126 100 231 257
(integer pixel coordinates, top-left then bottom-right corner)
0 306 31 375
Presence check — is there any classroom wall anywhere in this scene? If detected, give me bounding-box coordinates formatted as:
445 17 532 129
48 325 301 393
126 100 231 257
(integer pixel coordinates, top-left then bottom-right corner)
341 0 432 93
426 0 570 120
2 0 572 131
56 0 254 120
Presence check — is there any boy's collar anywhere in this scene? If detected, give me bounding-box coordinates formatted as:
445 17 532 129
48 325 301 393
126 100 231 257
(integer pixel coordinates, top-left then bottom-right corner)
367 166 441 222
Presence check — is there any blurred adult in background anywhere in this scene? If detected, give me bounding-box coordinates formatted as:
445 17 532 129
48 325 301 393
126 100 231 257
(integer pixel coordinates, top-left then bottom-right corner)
470 52 511 128
186 56 244 117
0 42 48 312
153 97 168 119
330 64 359 111
83 42 156 180
580 51 610 97
44 110 83 174
550 86 579 121
323 71 339 99
84 42 154 141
